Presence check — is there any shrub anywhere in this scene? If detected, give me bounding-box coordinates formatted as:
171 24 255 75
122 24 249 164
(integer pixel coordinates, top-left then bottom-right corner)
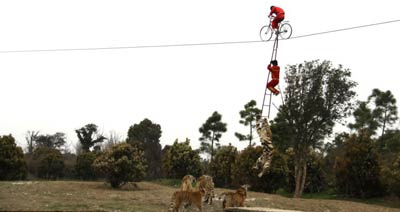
75 152 97 180
161 139 202 179
381 153 400 197
93 143 147 188
334 132 383 198
33 147 65 180
0 135 27 180
209 145 238 187
63 153 77 179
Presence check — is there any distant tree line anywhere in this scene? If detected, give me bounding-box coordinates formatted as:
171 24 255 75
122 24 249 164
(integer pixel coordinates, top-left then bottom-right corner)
1 60 399 198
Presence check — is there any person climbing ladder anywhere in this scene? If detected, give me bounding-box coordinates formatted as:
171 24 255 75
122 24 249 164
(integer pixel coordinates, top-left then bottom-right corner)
267 60 280 95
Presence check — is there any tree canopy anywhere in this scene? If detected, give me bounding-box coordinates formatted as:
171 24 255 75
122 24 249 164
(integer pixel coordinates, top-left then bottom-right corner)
199 111 227 162
235 100 261 146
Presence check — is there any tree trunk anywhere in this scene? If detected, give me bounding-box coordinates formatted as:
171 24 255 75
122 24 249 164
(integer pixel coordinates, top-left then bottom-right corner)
249 123 253 147
381 109 387 137
293 158 307 198
210 132 215 163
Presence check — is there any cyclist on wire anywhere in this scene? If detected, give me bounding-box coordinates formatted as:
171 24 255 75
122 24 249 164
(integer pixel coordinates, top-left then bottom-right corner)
267 60 280 95
269 6 285 31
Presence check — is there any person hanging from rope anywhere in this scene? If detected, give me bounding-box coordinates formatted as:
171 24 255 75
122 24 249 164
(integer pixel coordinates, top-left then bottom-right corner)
267 60 280 95
269 6 285 32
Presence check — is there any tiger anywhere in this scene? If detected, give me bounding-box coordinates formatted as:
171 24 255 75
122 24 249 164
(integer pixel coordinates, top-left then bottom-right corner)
168 189 205 212
195 175 215 205
220 184 250 209
181 175 196 191
253 116 274 177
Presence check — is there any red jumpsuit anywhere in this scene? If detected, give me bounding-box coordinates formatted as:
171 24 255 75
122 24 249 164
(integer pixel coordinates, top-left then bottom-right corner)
267 64 280 95
269 6 285 30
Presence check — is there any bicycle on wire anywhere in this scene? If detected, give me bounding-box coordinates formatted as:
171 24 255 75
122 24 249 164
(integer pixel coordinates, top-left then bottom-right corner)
260 16 293 41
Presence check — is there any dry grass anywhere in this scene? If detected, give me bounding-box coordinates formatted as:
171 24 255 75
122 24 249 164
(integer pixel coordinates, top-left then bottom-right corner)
0 181 399 212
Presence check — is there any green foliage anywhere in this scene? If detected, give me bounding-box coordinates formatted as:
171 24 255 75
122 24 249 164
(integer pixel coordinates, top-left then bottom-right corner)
235 100 261 146
199 111 227 162
76 123 106 153
276 60 356 197
33 147 65 180
34 132 67 151
127 118 162 179
377 129 400 154
127 118 162 143
0 135 27 180
75 152 97 180
270 112 295 153
322 132 349 188
282 60 357 150
286 149 327 193
209 144 238 187
334 132 383 198
62 153 77 179
368 89 398 137
348 101 379 136
93 143 147 188
161 139 202 179
233 146 288 193
380 153 400 197
304 152 327 193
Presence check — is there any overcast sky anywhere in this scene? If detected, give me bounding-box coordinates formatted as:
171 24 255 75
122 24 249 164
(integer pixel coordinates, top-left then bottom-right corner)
1 0 400 152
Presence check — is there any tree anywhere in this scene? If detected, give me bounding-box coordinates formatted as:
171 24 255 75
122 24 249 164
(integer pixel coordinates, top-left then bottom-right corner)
0 135 27 180
334 132 383 198
25 130 39 154
161 138 202 179
277 60 356 197
199 111 227 162
33 147 65 180
348 101 379 136
35 132 67 151
93 143 147 188
209 144 238 187
235 100 261 146
127 118 162 179
75 123 106 153
368 89 398 137
75 152 97 180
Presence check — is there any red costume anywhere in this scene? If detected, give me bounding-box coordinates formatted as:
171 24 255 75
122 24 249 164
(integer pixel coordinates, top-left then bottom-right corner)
269 6 285 30
267 64 280 95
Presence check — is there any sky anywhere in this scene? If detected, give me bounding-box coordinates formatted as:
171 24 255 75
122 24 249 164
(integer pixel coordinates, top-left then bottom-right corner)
1 0 400 152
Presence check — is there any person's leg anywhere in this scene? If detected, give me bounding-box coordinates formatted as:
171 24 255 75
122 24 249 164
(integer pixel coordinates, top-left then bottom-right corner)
267 79 279 94
275 14 285 29
272 19 279 30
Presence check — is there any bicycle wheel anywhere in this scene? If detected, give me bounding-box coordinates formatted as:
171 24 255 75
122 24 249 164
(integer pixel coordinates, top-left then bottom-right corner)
259 25 273 41
279 23 292 39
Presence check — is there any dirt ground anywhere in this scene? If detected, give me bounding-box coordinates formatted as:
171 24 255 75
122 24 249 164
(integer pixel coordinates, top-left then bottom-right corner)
0 181 399 212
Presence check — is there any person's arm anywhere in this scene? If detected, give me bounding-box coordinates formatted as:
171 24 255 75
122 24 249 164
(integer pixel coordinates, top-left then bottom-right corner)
267 64 272 72
269 8 275 17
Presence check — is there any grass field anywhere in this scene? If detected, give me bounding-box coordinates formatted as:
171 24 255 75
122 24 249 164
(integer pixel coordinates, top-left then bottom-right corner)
0 180 399 212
